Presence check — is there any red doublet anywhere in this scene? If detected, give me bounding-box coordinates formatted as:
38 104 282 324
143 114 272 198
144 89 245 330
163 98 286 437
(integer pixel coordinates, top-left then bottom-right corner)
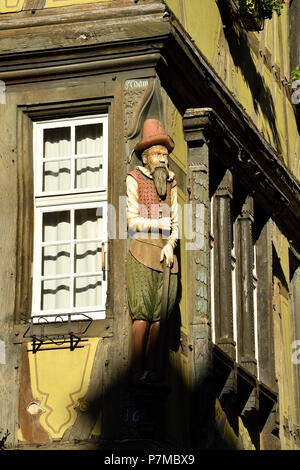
128 168 176 220
127 168 178 274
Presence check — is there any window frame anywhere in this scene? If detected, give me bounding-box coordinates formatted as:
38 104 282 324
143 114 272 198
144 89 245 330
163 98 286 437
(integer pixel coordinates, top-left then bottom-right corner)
34 115 108 197
32 114 109 322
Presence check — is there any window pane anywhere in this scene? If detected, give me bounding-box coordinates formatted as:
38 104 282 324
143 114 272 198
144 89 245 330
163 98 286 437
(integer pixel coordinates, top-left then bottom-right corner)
41 278 70 311
75 242 101 274
75 156 103 189
42 244 70 276
43 211 70 242
75 123 103 155
74 276 102 308
43 160 71 192
44 127 71 158
75 208 104 240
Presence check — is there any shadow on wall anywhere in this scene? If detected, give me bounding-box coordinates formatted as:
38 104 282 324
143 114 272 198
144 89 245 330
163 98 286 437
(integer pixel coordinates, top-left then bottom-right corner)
60 347 245 451
18 246 254 450
215 0 282 154
56 248 252 452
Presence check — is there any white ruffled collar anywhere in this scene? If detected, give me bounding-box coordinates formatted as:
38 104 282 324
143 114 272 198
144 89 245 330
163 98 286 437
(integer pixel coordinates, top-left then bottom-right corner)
136 165 175 182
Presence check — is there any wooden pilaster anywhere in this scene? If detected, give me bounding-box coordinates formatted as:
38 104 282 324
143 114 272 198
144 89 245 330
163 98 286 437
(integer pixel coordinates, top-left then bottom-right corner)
256 223 276 389
213 170 235 359
235 196 257 376
183 108 213 447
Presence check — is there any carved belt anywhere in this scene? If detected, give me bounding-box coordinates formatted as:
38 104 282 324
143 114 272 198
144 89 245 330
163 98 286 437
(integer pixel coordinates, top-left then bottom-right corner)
129 236 178 274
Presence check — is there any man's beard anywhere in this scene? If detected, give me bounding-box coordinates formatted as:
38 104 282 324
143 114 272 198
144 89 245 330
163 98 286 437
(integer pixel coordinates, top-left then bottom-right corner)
149 163 170 198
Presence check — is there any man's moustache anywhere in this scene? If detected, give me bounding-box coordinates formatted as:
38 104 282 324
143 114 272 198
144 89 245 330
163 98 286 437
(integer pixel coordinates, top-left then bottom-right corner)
150 163 169 198
150 163 169 177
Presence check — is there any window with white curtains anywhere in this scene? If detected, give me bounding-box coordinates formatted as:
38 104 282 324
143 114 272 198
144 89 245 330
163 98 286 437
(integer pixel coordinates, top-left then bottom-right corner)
32 115 108 321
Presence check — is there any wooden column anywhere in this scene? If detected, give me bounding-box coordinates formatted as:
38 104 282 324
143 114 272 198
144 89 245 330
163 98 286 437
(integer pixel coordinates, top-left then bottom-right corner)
256 223 276 388
183 109 213 447
290 260 300 427
213 170 235 359
256 224 279 448
235 196 257 376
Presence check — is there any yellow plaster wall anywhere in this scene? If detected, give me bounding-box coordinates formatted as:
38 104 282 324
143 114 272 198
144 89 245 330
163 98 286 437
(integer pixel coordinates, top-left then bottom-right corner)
272 15 281 68
181 0 221 66
272 225 300 450
0 0 112 13
170 109 187 173
234 48 259 113
44 0 107 8
265 17 272 51
279 8 288 79
215 398 255 450
1 0 297 449
261 66 282 150
0 0 25 13
278 239 295 429
27 338 99 439
165 0 299 177
164 0 181 20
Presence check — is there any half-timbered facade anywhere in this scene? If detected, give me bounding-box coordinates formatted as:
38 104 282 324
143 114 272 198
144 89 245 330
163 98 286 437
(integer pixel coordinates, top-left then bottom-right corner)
0 0 299 450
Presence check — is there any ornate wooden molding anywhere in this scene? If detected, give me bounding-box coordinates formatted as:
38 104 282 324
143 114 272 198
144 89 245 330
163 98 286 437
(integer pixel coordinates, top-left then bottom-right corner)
0 53 162 84
183 111 210 325
213 174 235 358
183 108 300 256
0 1 165 30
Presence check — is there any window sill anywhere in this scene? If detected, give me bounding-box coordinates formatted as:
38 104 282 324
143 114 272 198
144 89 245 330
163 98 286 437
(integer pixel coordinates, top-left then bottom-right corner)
13 316 113 350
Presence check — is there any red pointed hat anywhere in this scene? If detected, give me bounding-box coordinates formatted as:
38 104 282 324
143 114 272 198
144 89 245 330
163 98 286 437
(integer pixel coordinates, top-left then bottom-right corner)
134 119 175 156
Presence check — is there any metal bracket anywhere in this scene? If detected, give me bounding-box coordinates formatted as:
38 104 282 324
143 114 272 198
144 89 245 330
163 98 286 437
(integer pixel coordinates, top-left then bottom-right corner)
22 313 93 353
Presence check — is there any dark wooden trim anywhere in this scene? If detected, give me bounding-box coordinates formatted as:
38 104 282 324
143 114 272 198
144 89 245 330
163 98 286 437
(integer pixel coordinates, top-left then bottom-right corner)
0 54 162 85
235 196 257 376
183 110 213 447
213 171 235 359
13 318 113 343
14 109 34 324
18 343 52 444
0 0 165 30
183 110 210 326
14 97 115 325
256 223 276 391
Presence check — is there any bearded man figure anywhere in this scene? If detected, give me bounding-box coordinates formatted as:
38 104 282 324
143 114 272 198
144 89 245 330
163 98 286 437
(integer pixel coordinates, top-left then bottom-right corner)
126 119 179 387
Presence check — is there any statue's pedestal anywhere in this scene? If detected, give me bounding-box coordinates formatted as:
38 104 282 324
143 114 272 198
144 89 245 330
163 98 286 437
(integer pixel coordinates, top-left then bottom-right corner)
121 381 171 441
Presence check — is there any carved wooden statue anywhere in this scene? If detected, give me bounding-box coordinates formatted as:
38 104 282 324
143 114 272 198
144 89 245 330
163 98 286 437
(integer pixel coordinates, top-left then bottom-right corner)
126 119 179 387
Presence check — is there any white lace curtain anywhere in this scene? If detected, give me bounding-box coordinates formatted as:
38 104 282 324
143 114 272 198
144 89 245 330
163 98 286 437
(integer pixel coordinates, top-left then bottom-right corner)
40 123 104 312
43 123 103 192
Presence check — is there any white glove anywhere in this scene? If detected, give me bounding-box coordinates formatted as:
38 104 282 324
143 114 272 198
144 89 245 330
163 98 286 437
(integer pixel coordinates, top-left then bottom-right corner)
160 243 174 268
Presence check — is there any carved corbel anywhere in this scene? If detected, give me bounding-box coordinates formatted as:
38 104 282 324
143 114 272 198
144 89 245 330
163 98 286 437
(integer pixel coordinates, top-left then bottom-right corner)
124 76 164 165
